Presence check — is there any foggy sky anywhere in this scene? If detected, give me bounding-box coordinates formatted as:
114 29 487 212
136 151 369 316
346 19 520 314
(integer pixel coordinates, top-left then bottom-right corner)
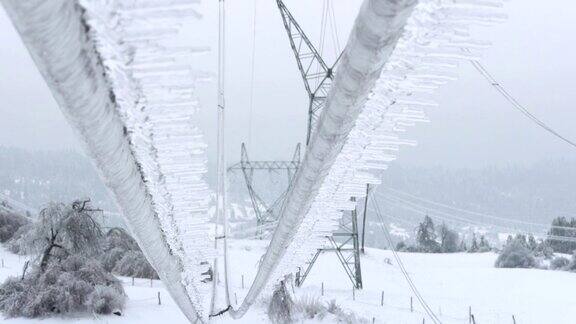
0 0 575 169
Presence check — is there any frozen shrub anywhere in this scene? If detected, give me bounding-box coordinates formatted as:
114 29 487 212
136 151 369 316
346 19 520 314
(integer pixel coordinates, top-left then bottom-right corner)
478 236 492 253
103 228 139 252
395 241 407 251
534 240 554 259
0 210 29 243
88 286 124 315
113 251 158 279
439 223 459 253
550 256 570 270
567 252 576 272
101 247 125 272
547 217 576 254
267 283 294 324
101 228 158 279
416 216 441 253
6 223 31 255
294 296 325 320
0 255 125 318
495 238 536 269
19 201 103 271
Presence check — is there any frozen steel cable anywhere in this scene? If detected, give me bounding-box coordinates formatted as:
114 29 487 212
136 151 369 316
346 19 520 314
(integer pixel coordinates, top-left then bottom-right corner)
230 0 506 318
376 193 576 243
228 0 420 318
467 51 576 150
371 195 442 324
381 187 576 232
245 0 506 307
2 0 212 322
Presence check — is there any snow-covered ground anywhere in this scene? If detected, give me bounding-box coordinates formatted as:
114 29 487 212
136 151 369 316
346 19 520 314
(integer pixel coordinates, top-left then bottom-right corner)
1 240 575 323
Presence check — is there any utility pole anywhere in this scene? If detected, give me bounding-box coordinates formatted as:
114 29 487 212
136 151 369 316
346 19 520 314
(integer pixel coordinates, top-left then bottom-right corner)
361 184 370 254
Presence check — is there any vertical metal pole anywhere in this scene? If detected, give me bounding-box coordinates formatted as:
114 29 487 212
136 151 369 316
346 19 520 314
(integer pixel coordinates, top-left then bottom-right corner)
351 199 363 289
212 0 231 309
361 184 370 253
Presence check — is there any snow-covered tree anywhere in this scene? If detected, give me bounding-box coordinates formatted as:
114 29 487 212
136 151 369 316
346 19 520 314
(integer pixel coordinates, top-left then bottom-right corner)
478 235 492 252
100 228 158 279
416 216 440 252
0 255 125 318
0 210 29 243
439 223 459 253
547 217 576 254
22 200 103 271
468 234 479 253
267 282 294 324
495 236 536 269
550 256 570 270
567 252 576 272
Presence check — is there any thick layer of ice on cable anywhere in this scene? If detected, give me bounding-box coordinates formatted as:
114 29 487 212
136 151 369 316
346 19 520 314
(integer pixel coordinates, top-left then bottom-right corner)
264 0 507 291
2 0 212 321
80 0 212 318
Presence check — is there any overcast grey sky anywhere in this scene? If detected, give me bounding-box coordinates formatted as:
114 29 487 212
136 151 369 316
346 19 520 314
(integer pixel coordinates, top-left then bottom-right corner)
0 0 575 169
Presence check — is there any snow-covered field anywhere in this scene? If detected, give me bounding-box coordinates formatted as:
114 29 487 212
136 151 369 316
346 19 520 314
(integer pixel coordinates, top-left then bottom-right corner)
1 240 575 323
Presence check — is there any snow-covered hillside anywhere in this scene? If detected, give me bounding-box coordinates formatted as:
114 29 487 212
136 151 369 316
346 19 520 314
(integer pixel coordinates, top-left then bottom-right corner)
2 240 575 324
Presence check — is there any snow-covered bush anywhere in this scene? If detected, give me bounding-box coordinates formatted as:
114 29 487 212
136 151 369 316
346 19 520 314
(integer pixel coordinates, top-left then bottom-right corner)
566 253 576 272
267 283 294 324
550 256 570 270
547 217 576 254
0 255 125 318
495 237 537 269
101 228 158 279
22 201 103 271
0 210 29 243
113 251 158 279
88 285 124 315
294 296 325 320
290 297 368 324
416 216 441 253
534 240 554 259
439 223 459 253
6 223 31 255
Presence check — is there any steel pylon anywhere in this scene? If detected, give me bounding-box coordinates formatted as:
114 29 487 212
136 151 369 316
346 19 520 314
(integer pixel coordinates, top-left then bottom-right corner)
229 143 301 238
276 0 363 289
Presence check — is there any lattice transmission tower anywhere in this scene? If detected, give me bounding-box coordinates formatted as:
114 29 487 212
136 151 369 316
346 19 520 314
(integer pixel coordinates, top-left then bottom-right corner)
228 143 301 238
276 0 364 289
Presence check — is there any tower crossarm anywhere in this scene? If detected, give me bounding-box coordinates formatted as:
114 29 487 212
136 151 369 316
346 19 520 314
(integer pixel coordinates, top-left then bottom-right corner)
276 0 331 98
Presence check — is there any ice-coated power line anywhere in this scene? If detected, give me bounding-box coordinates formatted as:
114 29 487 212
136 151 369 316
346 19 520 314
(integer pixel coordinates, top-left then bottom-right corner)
3 1 213 322
381 187 576 232
376 192 576 243
468 53 576 150
371 195 443 324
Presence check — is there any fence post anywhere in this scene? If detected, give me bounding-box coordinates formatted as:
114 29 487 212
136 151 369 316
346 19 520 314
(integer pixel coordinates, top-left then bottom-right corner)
321 282 324 296
352 288 355 301
422 318 425 324
512 315 516 324
471 314 476 324
132 277 135 286
372 317 375 324
410 297 413 313
380 291 384 306
157 292 161 305
150 278 153 287
469 306 472 324
242 275 245 289
235 293 238 305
